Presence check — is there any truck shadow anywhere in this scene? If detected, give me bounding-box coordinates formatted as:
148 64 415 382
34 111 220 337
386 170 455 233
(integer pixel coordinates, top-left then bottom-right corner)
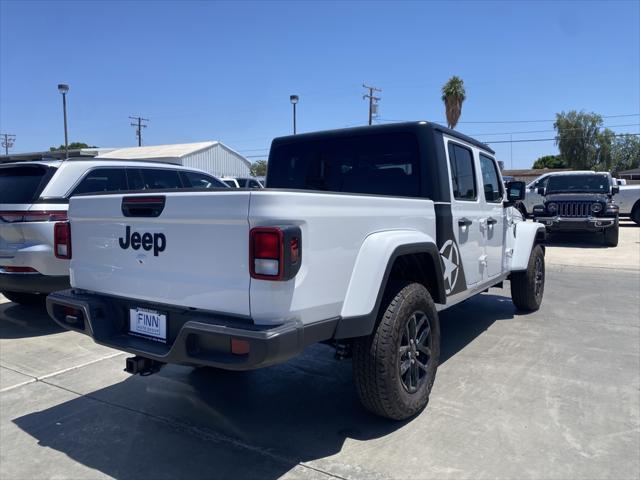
0 302 64 339
545 231 608 248
12 292 515 479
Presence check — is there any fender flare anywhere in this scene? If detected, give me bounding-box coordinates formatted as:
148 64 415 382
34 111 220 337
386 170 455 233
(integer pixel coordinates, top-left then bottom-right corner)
334 231 444 339
510 221 546 272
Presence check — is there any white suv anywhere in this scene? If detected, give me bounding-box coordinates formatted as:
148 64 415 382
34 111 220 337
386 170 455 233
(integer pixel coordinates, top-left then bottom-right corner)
0 159 227 304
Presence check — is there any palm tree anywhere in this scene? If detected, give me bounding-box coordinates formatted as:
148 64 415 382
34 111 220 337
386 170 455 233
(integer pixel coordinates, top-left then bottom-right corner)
441 76 466 129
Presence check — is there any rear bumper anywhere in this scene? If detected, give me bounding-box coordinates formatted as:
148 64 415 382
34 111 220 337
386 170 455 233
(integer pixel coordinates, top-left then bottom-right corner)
46 290 338 371
0 272 70 294
535 216 617 232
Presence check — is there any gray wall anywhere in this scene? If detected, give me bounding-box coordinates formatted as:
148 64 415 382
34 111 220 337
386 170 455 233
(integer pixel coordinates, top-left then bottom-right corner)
182 145 251 177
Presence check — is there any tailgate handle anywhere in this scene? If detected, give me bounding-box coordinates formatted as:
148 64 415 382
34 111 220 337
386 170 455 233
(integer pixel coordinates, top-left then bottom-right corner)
122 196 166 217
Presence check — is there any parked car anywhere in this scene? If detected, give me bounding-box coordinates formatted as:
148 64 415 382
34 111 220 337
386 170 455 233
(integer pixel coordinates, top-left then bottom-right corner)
0 159 227 304
47 122 546 420
614 184 640 225
532 172 620 246
521 170 595 217
221 176 264 188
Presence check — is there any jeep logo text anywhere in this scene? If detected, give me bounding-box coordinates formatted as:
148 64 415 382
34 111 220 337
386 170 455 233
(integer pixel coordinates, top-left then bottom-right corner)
119 226 166 257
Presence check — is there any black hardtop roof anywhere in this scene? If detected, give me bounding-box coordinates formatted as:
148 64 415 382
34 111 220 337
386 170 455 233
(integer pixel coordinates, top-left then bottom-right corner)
270 121 495 155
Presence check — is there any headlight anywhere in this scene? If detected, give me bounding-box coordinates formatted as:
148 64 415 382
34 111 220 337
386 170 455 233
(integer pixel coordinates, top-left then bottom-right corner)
547 202 558 213
533 205 545 214
591 203 602 213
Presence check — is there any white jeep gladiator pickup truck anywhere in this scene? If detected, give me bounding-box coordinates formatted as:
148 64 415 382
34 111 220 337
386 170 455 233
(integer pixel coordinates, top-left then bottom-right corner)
47 122 546 420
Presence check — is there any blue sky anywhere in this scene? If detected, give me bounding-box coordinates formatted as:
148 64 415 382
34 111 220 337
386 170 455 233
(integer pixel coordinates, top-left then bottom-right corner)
1 0 638 169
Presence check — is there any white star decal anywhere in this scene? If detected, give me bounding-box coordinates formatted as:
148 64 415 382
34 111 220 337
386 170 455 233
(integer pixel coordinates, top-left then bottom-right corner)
439 239 460 295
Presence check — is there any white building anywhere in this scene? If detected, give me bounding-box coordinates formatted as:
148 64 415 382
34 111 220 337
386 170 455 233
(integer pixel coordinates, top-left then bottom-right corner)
96 141 251 177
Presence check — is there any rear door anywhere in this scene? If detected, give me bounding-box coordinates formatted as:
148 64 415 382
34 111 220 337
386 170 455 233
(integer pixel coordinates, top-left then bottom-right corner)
445 139 484 288
478 154 506 279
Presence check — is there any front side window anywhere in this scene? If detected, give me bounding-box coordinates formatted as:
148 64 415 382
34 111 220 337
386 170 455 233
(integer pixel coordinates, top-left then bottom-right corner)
447 143 476 201
479 154 503 203
72 168 128 195
268 132 420 197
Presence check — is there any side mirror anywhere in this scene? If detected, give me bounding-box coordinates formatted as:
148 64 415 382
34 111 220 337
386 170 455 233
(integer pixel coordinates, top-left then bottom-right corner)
537 186 546 196
506 181 526 202
611 185 620 195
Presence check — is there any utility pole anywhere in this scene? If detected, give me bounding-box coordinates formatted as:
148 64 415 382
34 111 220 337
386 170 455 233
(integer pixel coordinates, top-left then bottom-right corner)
129 116 149 146
1 134 16 156
362 84 381 125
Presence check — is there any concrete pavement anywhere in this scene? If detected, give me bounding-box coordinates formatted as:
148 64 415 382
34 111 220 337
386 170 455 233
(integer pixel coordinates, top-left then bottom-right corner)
1 221 639 479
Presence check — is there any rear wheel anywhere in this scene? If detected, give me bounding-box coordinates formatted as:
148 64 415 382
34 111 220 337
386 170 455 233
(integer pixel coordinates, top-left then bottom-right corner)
353 282 440 420
603 221 619 247
510 244 545 312
1 291 46 305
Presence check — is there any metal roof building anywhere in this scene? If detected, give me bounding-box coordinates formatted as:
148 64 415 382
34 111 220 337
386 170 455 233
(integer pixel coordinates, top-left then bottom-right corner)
96 141 251 177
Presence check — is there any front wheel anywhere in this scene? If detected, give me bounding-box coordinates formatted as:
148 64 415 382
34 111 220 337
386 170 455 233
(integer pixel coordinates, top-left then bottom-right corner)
510 244 545 312
352 282 440 420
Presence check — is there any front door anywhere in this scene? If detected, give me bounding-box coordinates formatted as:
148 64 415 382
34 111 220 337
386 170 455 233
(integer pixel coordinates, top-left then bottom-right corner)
479 154 506 279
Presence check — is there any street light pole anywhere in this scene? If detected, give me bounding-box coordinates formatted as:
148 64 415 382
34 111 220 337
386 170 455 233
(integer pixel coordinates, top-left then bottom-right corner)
290 95 299 134
58 84 70 158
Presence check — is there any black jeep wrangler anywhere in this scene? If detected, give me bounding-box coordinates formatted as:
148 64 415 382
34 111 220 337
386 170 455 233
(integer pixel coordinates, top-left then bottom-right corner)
533 172 619 246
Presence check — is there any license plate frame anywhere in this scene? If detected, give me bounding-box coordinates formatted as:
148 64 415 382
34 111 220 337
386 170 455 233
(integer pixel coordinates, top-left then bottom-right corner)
129 307 167 343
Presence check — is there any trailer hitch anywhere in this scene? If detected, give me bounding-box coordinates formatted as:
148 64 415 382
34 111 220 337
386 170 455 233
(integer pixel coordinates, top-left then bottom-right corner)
125 356 165 376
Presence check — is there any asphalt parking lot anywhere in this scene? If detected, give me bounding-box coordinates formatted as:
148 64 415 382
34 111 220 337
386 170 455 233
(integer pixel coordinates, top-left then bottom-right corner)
1 221 639 480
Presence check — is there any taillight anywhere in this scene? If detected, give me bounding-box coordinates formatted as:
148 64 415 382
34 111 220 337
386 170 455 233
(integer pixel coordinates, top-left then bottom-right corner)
1 266 38 273
54 222 72 259
250 226 302 281
0 211 67 223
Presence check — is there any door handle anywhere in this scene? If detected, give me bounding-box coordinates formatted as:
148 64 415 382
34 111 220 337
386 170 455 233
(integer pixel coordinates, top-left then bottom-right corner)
458 217 472 227
486 217 498 226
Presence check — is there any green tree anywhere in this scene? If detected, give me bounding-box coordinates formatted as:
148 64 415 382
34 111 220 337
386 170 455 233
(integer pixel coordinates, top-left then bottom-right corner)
594 128 615 171
532 155 567 169
50 142 96 151
250 160 267 177
441 76 466 129
610 134 640 174
554 111 602 169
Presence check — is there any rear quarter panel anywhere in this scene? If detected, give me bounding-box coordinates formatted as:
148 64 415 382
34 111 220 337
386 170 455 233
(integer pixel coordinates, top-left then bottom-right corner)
248 191 436 325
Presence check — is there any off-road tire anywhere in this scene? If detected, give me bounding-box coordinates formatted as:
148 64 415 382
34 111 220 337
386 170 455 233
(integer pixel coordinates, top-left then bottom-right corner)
603 221 619 247
1 291 46 305
353 282 440 420
510 244 545 312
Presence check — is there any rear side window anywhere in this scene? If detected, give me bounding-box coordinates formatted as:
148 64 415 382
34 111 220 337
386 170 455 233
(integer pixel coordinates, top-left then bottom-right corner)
479 154 503 202
182 171 227 188
447 143 477 200
0 165 55 203
139 169 183 189
268 133 420 197
72 168 128 195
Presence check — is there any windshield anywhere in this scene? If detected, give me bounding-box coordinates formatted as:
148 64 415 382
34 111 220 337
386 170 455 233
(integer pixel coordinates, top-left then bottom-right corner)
0 165 56 203
546 174 610 193
267 132 421 197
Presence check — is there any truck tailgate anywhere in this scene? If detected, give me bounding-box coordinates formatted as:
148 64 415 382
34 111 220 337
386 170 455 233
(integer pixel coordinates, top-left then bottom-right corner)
69 191 251 316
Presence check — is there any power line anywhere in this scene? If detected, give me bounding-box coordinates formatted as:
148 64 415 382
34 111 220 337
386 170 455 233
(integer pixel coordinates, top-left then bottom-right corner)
470 123 640 136
484 132 640 144
1 134 16 155
378 113 640 125
129 116 149 147
362 84 382 126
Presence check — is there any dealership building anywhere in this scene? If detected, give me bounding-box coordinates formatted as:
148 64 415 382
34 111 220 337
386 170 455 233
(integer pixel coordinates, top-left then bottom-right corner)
0 141 252 178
